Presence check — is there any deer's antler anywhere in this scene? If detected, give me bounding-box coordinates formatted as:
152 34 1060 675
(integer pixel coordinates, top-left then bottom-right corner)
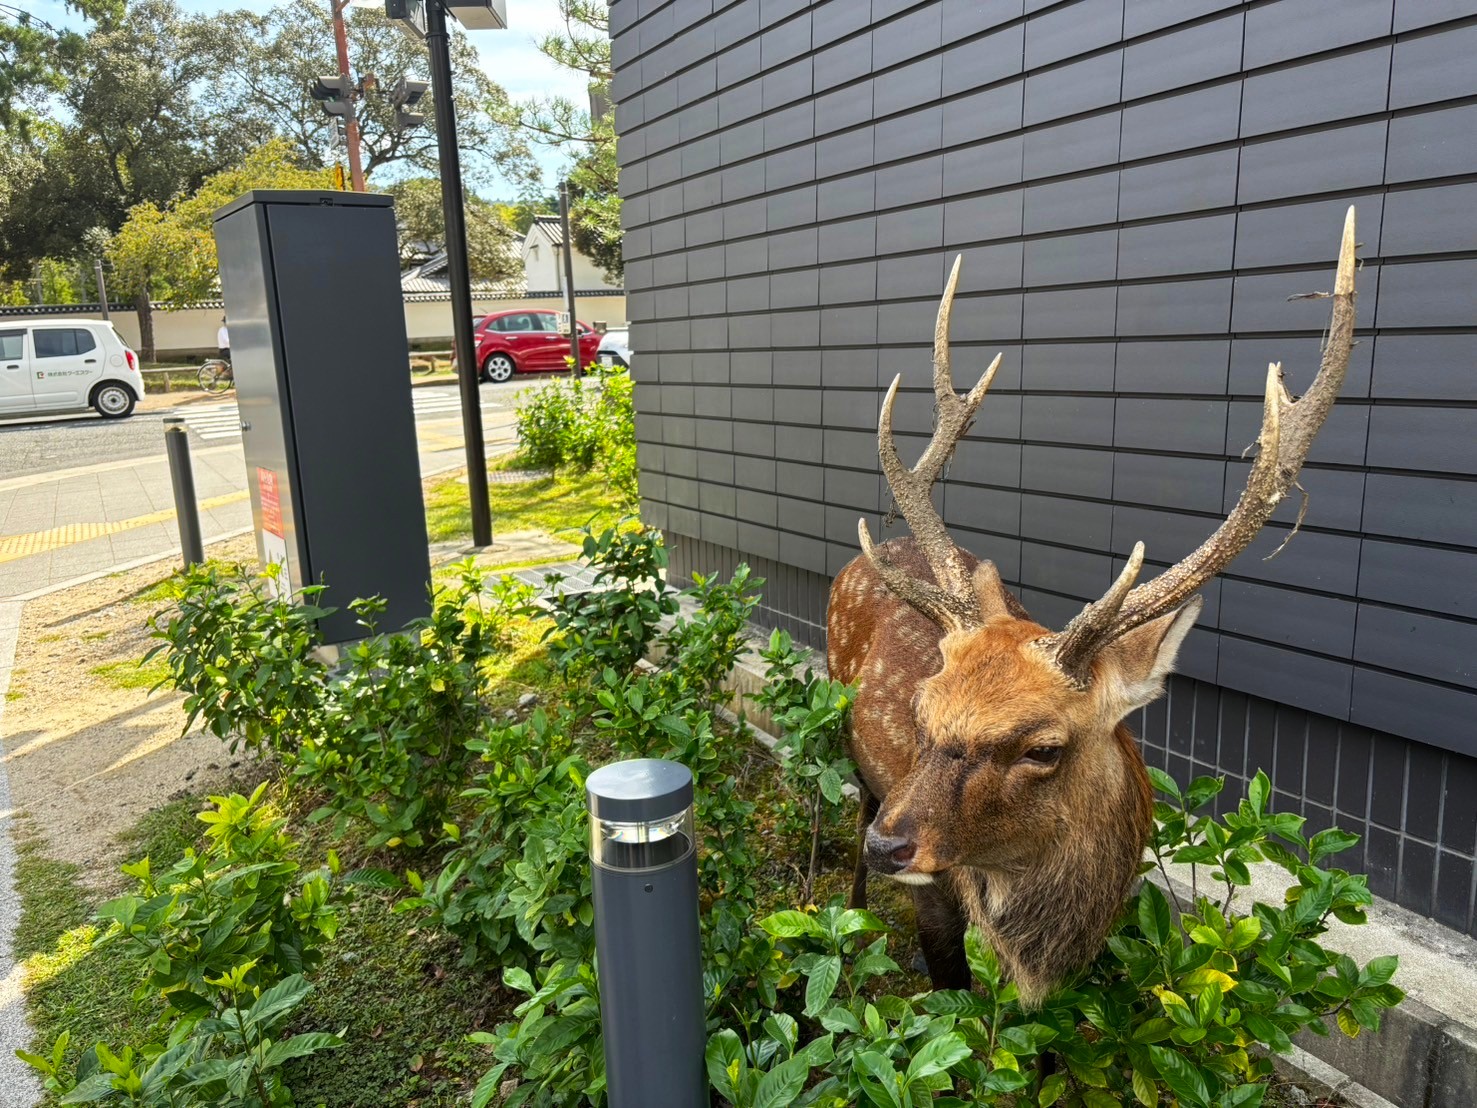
858 256 1002 632
1045 206 1360 682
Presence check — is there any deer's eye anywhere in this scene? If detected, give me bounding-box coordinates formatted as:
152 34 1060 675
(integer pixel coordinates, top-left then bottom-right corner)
1020 745 1062 767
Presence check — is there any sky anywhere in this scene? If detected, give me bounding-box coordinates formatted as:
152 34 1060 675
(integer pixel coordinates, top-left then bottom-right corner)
28 0 591 190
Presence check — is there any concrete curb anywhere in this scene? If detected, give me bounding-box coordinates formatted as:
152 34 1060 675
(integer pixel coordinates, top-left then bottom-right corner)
0 598 42 1105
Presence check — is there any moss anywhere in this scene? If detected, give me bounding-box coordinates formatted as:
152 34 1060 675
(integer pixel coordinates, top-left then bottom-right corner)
87 658 169 690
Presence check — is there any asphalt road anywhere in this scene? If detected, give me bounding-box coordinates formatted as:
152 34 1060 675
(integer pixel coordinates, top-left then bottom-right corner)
0 378 529 480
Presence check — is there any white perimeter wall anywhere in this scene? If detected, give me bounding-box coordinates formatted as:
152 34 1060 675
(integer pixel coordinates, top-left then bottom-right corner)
10 294 628 361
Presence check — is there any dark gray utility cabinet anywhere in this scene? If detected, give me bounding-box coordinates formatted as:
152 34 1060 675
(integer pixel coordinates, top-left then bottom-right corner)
213 190 429 643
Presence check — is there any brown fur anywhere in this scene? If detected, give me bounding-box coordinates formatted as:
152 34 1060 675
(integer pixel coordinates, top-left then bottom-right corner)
830 538 1160 1005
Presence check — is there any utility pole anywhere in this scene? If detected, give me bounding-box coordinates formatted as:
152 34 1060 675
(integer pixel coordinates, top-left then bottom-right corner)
329 0 366 191
94 258 110 321
424 0 491 547
559 179 582 378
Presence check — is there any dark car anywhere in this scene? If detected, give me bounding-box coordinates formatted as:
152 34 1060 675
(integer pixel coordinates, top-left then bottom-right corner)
472 309 603 382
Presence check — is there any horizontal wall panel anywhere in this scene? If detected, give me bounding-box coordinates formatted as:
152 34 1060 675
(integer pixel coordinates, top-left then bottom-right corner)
617 0 1477 931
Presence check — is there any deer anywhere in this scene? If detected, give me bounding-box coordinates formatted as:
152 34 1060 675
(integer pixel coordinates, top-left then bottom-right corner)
827 208 1359 1007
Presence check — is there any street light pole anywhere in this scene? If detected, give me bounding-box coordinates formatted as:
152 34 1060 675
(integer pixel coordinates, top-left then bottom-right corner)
329 0 367 192
558 179 583 378
425 0 492 547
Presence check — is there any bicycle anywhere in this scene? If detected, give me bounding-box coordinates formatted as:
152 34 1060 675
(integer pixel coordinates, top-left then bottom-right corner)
198 358 234 393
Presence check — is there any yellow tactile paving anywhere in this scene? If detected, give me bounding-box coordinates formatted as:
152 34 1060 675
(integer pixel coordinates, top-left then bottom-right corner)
0 490 250 564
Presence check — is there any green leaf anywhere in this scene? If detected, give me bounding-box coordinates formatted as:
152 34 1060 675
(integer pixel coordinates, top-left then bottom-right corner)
705 1028 744 1101
855 1052 903 1108
754 1054 811 1108
1038 1072 1069 1107
1217 1085 1268 1108
804 956 842 1017
1228 916 1263 950
1138 882 1172 947
835 908 888 936
921 990 991 1018
965 927 999 987
1131 1066 1158 1107
1132 1018 1175 1044
760 910 824 939
503 967 536 995
1148 1045 1212 1107
1361 955 1399 988
1148 766 1181 799
819 1007 861 1033
263 1032 343 1068
1247 770 1270 817
906 1032 970 1082
1308 827 1361 865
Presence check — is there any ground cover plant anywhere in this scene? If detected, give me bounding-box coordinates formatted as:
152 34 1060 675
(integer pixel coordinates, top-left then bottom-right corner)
19 520 1402 1106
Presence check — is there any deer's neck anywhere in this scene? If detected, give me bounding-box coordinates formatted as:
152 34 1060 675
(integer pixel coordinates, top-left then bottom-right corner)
952 725 1151 1007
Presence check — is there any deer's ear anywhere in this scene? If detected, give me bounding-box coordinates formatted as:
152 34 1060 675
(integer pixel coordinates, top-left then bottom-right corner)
1098 596 1203 716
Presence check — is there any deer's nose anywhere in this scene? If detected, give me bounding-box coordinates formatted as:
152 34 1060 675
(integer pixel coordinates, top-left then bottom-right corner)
865 821 917 874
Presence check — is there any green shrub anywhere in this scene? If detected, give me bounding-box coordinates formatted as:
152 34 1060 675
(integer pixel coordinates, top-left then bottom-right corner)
755 629 856 903
151 557 530 851
21 788 344 1106
21 975 340 1107
514 365 637 504
292 562 527 850
146 563 330 754
94 784 339 1019
542 522 677 684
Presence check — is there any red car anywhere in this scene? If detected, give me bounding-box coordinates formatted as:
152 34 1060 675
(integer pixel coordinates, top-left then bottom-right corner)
472 309 602 383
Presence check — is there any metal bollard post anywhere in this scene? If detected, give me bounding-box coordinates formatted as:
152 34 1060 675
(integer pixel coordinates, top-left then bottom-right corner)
162 416 205 568
587 759 706 1108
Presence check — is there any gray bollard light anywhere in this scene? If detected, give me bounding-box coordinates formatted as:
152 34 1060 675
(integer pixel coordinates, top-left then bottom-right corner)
587 759 706 1108
163 416 205 567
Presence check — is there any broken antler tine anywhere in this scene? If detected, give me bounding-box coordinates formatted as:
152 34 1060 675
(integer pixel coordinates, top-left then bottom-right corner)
934 256 964 403
1261 362 1284 456
1051 542 1146 679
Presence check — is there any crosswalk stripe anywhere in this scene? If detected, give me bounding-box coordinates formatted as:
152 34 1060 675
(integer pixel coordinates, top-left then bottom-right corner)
171 390 489 441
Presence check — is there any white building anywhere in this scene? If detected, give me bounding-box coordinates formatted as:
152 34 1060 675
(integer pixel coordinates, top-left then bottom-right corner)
521 214 621 294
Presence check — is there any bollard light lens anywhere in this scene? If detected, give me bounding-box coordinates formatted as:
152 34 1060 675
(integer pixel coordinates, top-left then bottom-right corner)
591 807 694 870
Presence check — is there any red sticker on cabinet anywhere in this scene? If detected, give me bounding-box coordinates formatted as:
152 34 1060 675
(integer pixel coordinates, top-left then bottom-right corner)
258 468 284 538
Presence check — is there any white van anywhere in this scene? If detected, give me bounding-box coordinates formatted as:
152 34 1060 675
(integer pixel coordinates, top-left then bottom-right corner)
0 319 144 420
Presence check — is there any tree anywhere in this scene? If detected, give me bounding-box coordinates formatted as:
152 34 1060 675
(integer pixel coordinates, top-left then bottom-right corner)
0 0 121 136
493 0 621 283
388 177 520 284
1 0 253 277
109 139 333 359
211 0 535 188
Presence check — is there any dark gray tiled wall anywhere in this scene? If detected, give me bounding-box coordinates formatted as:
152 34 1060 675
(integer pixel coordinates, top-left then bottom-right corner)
617 0 1477 930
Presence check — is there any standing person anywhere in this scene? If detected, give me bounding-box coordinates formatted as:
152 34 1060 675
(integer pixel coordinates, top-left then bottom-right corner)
217 317 230 363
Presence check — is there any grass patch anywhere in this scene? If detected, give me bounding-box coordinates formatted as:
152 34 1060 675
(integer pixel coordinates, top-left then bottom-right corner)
88 658 169 690
424 464 626 546
80 630 110 642
283 891 504 1106
16 795 213 1101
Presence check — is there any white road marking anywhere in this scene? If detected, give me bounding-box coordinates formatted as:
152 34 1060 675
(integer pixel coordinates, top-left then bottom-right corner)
175 389 496 441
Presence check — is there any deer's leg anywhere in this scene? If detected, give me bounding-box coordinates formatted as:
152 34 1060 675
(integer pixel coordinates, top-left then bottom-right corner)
849 784 880 910
911 882 970 990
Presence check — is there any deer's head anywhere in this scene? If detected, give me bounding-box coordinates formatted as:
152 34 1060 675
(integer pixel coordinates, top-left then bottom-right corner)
859 209 1360 886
